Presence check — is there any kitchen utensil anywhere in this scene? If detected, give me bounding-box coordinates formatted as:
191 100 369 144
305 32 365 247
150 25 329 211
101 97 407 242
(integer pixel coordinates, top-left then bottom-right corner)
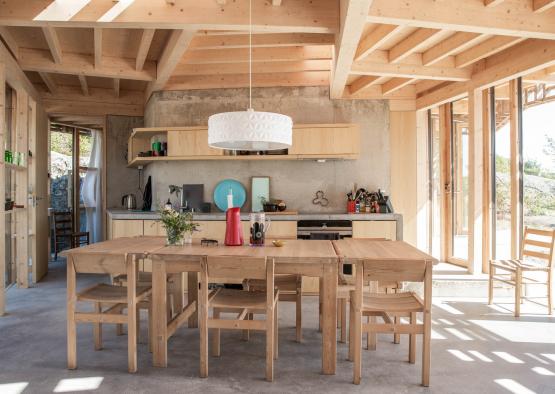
142 175 152 211
272 240 285 247
225 207 244 246
121 194 137 210
312 190 329 207
213 179 246 211
249 212 271 246
263 203 278 212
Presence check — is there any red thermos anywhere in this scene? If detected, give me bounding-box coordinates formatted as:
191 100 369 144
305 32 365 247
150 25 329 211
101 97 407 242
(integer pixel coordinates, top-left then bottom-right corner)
225 207 243 246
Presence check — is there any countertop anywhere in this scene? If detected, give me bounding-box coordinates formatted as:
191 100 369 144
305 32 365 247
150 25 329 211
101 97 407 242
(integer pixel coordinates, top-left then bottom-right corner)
107 208 402 222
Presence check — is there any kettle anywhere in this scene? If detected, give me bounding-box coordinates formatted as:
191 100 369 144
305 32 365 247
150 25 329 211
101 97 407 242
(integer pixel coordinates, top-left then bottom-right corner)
122 194 137 210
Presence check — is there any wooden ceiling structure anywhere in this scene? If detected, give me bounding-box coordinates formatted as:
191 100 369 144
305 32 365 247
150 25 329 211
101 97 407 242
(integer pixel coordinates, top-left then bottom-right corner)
1 0 555 127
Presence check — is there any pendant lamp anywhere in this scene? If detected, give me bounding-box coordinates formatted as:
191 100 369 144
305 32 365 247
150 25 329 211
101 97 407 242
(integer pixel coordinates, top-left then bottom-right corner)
208 0 292 151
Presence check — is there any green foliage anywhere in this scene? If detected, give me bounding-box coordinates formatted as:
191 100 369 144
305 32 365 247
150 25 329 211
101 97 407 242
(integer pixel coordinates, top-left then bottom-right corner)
157 208 199 245
50 131 93 158
524 160 542 176
495 155 510 173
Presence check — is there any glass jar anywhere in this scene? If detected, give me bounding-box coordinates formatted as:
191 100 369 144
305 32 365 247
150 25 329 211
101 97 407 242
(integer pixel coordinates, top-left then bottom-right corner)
249 212 271 246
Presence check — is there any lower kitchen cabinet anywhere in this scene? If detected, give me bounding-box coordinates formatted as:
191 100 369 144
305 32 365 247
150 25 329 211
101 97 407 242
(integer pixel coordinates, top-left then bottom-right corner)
110 219 144 239
352 220 397 240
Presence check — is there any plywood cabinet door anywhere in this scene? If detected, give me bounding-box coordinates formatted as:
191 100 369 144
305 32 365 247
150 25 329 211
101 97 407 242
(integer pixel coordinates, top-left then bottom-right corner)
352 221 397 240
111 220 144 239
265 221 297 239
144 220 165 236
167 129 223 157
288 125 360 156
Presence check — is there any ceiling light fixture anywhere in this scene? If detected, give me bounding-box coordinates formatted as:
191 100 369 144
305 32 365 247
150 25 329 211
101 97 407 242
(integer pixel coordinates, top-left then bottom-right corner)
207 0 292 151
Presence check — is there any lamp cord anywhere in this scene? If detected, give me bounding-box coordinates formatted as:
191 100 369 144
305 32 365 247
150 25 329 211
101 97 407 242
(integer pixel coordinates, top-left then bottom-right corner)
249 0 252 110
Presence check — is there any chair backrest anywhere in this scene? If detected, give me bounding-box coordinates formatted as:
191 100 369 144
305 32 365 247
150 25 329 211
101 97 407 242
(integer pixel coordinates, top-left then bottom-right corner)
521 227 555 267
206 256 271 282
53 211 74 234
70 254 127 275
363 260 428 283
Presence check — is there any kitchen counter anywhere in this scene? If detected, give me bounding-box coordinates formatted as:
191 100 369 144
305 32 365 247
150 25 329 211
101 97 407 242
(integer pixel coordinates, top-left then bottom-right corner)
107 209 403 240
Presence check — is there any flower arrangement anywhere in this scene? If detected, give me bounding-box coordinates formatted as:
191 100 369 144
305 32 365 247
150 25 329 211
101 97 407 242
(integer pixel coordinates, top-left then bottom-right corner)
158 206 199 245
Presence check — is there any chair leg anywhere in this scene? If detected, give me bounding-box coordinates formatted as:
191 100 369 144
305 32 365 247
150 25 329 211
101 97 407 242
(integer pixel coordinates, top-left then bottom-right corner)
422 309 431 387
242 313 252 341
136 305 141 344
266 307 275 382
394 315 401 344
211 308 221 357
148 302 153 353
296 288 302 343
547 272 553 315
337 299 341 329
409 312 416 364
488 264 494 305
93 302 103 351
340 298 347 344
515 268 522 318
353 294 362 385
274 303 279 360
348 296 355 361
367 316 376 351
318 277 323 332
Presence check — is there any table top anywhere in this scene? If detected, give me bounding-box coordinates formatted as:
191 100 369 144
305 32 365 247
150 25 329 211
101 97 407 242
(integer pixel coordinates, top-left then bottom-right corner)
333 239 437 263
61 236 166 258
151 238 338 262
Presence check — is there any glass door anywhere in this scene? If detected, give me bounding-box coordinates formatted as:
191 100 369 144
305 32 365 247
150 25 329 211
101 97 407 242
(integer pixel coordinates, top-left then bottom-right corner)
450 98 469 264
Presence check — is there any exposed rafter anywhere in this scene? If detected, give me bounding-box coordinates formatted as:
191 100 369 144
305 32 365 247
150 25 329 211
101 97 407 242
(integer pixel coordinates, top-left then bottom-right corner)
78 75 89 96
94 28 102 68
355 24 403 62
455 36 525 68
113 78 120 98
533 0 555 12
484 0 504 6
422 32 484 66
136 29 155 71
330 0 374 99
146 29 195 99
174 59 330 76
0 26 19 60
38 71 57 94
189 33 335 50
19 48 156 81
388 28 442 63
367 0 555 40
348 75 381 95
352 59 471 81
381 77 414 95
41 26 62 64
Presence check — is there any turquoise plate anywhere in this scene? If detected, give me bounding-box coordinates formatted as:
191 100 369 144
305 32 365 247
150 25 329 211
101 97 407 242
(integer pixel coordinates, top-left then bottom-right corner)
213 179 247 211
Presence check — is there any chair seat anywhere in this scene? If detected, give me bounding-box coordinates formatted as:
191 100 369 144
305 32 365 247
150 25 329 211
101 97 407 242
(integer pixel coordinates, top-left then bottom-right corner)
362 292 423 313
210 288 277 310
77 283 151 303
113 272 153 285
491 259 549 272
247 274 299 292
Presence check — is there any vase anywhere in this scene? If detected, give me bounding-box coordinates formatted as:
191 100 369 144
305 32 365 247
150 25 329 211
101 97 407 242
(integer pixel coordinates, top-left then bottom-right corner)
165 228 184 246
184 232 193 244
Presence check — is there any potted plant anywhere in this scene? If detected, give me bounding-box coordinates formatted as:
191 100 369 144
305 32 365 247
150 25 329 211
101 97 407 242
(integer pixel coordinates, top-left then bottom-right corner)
158 206 199 245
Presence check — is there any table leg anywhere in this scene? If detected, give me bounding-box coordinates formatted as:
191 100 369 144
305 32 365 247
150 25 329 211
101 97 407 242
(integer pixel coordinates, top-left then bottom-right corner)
188 272 199 328
321 262 337 375
152 258 168 367
169 272 184 316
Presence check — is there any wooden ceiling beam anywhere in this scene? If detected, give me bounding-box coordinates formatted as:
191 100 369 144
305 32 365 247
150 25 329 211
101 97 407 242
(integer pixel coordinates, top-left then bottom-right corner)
348 75 381 95
146 29 195 99
533 0 555 12
455 35 525 68
181 45 332 64
189 33 334 50
41 27 62 64
381 77 415 95
367 0 555 40
352 59 471 81
355 24 403 62
174 59 330 76
136 29 155 71
113 78 120 98
78 75 89 96
330 0 374 99
422 32 484 66
38 71 57 94
0 0 338 33
342 84 415 99
165 71 329 90
0 26 19 60
388 28 442 63
19 48 156 81
484 0 504 6
94 28 102 68
272 0 283 5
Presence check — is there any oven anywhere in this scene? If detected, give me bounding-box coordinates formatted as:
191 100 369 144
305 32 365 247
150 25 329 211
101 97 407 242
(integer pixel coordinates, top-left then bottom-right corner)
296 220 352 240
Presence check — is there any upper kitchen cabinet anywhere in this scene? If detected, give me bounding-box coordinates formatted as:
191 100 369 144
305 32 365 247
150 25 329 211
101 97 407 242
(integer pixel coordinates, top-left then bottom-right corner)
127 124 360 167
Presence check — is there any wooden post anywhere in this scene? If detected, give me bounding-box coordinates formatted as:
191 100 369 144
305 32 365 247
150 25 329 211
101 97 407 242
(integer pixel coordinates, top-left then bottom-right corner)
509 79 522 259
482 89 492 273
0 63 6 315
321 260 337 375
15 90 29 288
439 104 453 262
468 88 484 274
152 257 168 367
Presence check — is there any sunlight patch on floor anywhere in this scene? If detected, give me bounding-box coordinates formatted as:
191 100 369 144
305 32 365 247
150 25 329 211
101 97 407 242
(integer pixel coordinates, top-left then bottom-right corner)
493 352 525 364
494 379 536 394
531 366 555 376
468 350 493 362
447 349 474 362
0 382 29 394
469 320 555 344
53 377 104 393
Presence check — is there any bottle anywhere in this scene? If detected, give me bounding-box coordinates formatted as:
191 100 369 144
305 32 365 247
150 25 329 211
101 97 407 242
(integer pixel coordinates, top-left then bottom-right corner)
164 198 172 210
227 189 234 210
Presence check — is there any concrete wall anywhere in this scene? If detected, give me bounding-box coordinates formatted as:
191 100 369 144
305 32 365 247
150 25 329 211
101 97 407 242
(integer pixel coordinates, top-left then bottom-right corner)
106 115 144 208
141 86 390 213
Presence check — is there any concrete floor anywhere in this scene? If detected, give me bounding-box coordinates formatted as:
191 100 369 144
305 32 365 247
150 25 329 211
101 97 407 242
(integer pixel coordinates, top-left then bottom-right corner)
1 262 554 394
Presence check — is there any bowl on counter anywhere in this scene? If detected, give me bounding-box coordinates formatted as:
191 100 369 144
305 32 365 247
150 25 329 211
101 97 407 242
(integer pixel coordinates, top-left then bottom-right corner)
263 203 278 212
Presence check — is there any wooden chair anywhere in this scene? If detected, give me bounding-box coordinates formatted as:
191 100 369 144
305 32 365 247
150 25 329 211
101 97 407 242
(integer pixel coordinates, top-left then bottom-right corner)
67 254 152 373
53 211 89 260
199 256 279 382
350 259 433 386
245 274 303 342
489 227 555 317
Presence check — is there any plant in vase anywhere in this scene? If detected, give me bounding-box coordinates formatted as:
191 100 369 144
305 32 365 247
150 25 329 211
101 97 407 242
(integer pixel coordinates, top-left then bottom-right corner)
158 207 199 245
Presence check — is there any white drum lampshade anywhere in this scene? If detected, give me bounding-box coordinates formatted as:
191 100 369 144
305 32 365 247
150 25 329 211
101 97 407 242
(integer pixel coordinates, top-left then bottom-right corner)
208 109 293 151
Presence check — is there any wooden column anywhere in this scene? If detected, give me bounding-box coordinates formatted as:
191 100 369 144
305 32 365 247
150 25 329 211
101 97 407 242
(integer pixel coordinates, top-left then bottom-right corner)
0 63 6 315
467 88 484 274
509 79 521 258
15 90 29 288
482 89 493 273
438 104 452 262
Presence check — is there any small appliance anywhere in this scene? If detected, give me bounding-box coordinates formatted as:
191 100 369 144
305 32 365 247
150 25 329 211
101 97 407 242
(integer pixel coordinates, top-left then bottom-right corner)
224 207 244 246
121 194 137 210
